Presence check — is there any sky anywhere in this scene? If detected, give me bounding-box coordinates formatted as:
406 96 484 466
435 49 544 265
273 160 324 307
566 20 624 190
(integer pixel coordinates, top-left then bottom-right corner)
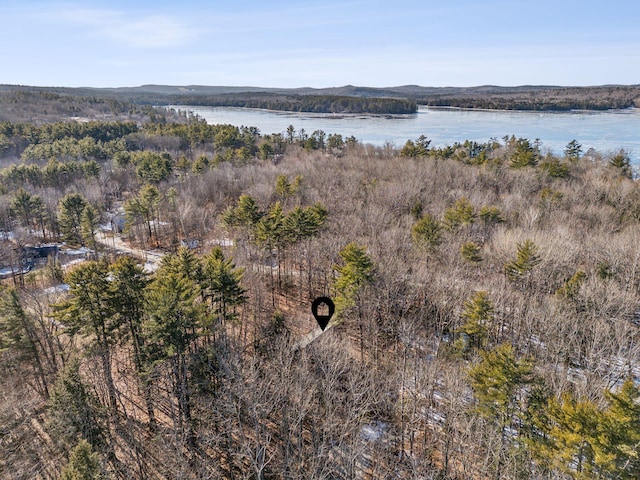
1 0 639 88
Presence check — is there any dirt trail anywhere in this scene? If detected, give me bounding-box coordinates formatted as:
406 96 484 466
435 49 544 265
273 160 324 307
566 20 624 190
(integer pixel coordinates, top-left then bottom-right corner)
96 230 164 269
294 322 337 349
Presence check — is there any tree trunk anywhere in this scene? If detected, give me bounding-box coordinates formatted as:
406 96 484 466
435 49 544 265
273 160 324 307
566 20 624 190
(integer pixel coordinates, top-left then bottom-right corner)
101 348 118 410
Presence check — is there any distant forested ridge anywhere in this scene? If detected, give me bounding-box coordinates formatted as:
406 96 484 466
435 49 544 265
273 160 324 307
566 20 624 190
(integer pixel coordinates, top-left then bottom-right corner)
4 83 638 115
163 93 418 114
419 84 640 111
0 88 167 123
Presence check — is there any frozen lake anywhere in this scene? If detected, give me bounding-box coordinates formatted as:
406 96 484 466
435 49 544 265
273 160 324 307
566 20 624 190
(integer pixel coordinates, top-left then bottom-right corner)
173 105 640 163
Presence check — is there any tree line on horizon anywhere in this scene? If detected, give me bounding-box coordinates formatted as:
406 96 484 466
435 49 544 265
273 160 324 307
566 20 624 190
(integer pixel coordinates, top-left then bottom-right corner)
3 84 639 118
164 93 418 114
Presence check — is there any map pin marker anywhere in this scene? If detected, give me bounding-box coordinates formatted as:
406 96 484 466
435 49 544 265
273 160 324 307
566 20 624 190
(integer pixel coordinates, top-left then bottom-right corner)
312 296 335 331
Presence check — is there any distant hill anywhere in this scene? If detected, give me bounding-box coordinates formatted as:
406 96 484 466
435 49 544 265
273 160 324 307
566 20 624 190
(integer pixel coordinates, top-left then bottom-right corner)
1 83 639 117
100 83 640 110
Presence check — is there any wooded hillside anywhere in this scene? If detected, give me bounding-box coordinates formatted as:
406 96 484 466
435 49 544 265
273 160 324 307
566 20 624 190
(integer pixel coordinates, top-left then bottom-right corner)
3 83 639 114
0 98 639 479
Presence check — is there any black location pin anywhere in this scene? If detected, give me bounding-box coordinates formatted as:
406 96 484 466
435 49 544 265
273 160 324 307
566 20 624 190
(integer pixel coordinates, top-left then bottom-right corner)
311 296 335 331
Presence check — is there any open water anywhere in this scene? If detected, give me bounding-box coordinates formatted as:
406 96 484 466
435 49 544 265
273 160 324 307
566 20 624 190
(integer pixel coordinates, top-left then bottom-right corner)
172 105 640 163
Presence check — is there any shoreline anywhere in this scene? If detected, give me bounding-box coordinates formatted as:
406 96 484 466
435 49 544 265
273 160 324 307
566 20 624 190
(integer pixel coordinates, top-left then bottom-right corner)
419 105 639 115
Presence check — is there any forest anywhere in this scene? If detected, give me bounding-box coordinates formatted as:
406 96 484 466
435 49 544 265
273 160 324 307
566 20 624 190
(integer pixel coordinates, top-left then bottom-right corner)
0 87 416 116
0 95 639 480
413 85 640 111
3 84 639 117
157 93 418 114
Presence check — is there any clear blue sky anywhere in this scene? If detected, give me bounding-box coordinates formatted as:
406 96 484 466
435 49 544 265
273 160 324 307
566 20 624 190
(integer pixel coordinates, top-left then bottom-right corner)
2 0 639 88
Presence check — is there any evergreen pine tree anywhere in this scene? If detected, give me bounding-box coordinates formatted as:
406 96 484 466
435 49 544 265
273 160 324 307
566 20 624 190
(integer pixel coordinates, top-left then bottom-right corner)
46 358 106 452
109 257 155 430
58 193 88 245
564 139 582 161
609 150 633 178
11 188 46 235
80 204 99 257
0 286 50 396
555 270 587 302
510 138 539 168
145 256 203 438
202 247 246 326
469 343 535 477
53 261 119 409
504 239 541 282
235 194 263 226
469 343 533 430
283 203 327 243
59 439 109 480
443 197 475 230
254 202 287 300
479 206 505 225
457 291 493 351
333 242 375 318
411 213 443 251
545 393 600 478
124 185 162 246
161 246 203 284
254 202 286 251
275 174 294 199
594 379 640 478
460 241 483 264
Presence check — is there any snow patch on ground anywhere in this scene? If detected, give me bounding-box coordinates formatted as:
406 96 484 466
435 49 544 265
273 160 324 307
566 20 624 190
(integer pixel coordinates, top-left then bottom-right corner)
144 261 159 273
44 284 70 294
360 420 389 442
62 258 86 269
208 238 234 247
0 266 30 277
62 246 92 256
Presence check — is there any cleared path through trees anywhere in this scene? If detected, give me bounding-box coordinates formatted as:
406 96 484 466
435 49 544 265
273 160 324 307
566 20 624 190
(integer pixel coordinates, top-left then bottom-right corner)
96 230 164 270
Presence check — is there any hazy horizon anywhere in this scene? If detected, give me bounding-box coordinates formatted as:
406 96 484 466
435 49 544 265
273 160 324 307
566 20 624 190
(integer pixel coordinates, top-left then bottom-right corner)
5 82 640 90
